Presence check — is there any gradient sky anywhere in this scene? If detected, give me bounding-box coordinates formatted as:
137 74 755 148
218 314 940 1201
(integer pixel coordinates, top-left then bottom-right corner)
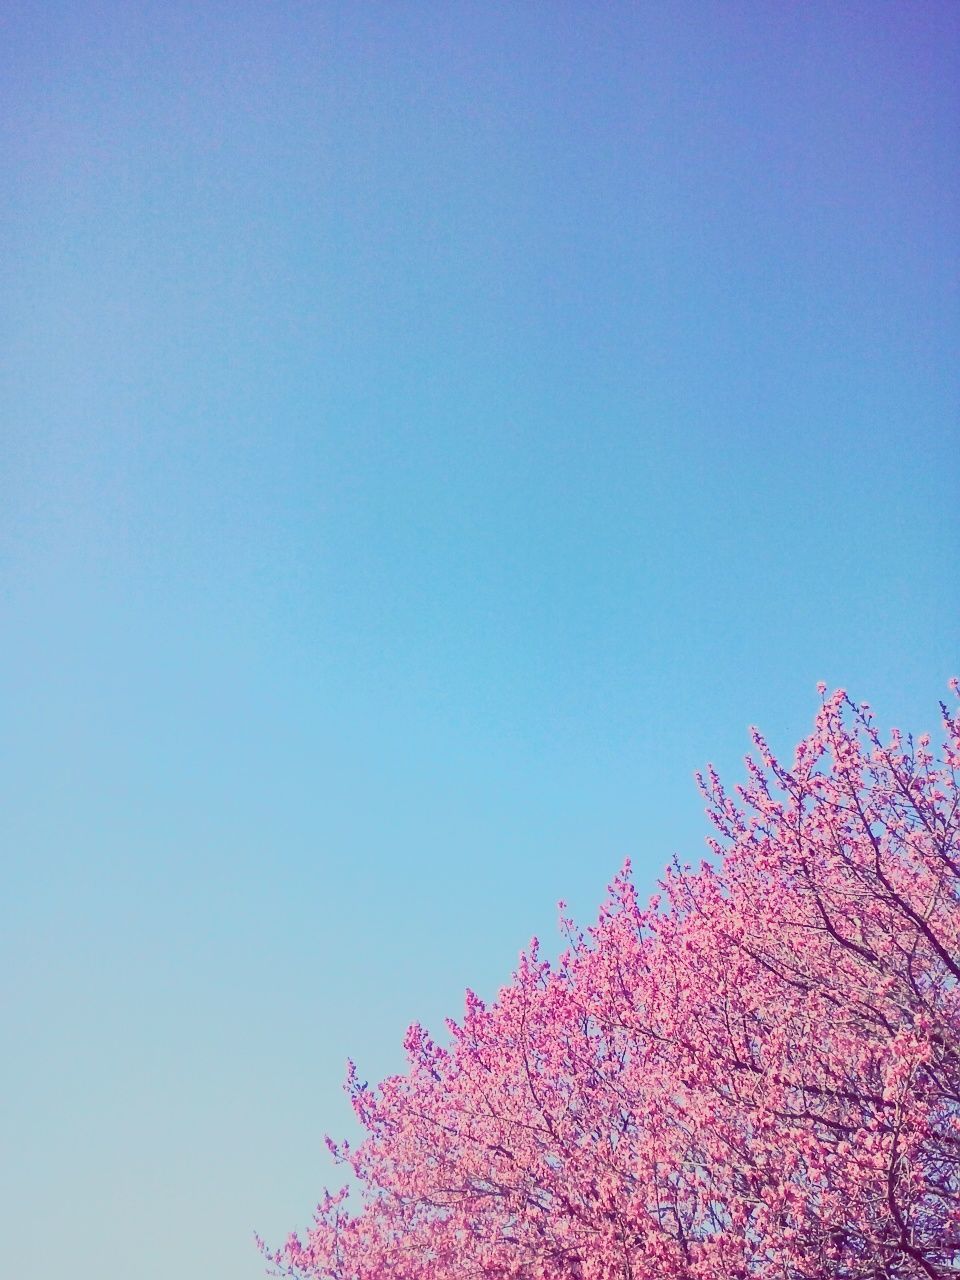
2 4 958 1278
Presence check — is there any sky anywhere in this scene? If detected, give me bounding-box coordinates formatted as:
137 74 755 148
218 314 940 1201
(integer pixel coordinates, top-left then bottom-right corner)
1 3 958 1277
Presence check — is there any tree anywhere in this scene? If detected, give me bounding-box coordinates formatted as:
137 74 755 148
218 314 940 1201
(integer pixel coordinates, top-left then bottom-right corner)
262 685 960 1280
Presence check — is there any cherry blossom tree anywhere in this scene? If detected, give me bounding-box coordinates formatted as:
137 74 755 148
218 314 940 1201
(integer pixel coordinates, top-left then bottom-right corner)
263 684 960 1280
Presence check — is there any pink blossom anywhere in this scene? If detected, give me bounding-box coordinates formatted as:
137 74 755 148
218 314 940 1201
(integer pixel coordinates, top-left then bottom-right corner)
262 682 960 1280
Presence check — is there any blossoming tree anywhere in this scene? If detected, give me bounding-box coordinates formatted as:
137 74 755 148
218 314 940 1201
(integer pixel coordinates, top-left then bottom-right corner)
264 685 960 1279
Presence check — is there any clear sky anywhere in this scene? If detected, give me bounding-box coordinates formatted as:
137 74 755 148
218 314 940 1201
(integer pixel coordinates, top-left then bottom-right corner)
1 3 958 1277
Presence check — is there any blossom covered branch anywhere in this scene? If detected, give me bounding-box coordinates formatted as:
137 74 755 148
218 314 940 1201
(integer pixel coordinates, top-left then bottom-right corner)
263 685 960 1280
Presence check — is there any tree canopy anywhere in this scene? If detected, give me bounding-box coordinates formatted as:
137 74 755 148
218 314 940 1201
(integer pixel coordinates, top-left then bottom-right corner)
264 685 960 1280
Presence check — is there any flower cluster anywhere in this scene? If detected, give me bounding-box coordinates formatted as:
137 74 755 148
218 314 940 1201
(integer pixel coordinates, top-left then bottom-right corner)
263 686 960 1280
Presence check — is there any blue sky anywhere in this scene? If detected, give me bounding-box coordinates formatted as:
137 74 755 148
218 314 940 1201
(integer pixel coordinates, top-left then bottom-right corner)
1 4 958 1277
